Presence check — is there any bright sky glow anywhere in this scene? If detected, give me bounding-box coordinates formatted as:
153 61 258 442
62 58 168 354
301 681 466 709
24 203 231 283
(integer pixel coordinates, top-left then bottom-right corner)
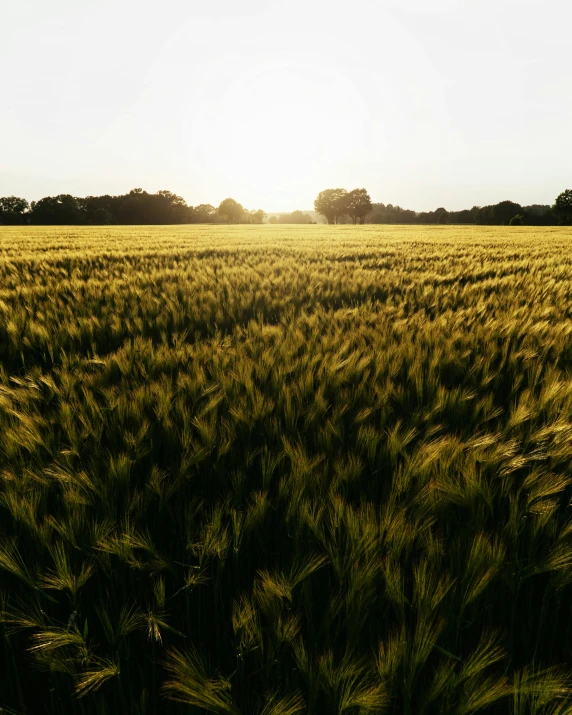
2 0 571 211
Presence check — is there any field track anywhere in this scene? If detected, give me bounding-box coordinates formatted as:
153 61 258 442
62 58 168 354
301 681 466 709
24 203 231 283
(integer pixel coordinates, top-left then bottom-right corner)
2 224 572 714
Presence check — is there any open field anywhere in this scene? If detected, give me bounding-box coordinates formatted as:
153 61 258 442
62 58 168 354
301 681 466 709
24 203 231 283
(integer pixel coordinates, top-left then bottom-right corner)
2 224 572 714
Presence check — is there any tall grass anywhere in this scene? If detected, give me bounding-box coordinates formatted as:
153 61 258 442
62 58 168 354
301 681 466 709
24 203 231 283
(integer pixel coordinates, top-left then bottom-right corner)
1 224 572 713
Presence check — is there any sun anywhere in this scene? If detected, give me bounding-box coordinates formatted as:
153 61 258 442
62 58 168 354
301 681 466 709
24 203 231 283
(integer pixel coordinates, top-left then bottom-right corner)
188 63 371 209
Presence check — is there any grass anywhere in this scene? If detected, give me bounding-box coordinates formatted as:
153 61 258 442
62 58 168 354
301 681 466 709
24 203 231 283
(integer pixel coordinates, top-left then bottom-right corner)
0 223 572 714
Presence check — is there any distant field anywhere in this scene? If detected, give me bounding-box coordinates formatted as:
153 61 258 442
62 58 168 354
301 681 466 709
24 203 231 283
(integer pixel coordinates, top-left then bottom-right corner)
2 224 572 714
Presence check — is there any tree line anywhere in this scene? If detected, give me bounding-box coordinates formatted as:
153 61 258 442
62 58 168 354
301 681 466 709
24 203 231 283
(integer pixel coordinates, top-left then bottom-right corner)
268 210 315 224
0 190 265 226
1 187 571 226
314 188 572 226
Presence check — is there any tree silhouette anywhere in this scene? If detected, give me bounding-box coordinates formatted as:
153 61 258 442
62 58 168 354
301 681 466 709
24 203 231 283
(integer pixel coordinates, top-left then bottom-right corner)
0 196 29 224
435 207 450 224
272 210 313 224
314 189 348 224
346 188 372 225
554 189 572 224
29 195 85 225
193 204 217 223
218 198 245 224
4 186 570 227
491 200 522 225
248 209 266 224
368 203 416 224
93 207 113 225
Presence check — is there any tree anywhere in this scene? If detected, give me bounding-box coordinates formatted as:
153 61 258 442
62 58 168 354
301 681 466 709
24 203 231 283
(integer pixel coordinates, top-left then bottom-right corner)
314 189 348 224
523 204 551 217
0 196 29 224
509 214 523 226
449 209 475 224
248 209 266 224
400 210 417 224
29 194 85 225
0 188 264 225
367 203 391 224
287 210 312 224
554 189 572 224
367 203 409 224
158 191 191 224
156 190 186 206
153 190 189 223
491 200 522 225
93 207 113 225
112 189 191 224
116 189 152 224
435 207 450 224
476 205 493 225
193 204 217 223
218 198 245 224
346 189 372 225
84 195 120 224
272 210 313 224
523 205 553 226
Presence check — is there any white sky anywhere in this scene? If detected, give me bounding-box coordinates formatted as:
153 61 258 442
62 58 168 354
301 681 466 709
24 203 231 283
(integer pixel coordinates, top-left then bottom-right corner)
2 0 571 212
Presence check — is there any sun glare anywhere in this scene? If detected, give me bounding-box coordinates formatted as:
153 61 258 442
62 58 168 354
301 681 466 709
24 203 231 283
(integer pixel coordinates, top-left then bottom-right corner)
189 63 371 208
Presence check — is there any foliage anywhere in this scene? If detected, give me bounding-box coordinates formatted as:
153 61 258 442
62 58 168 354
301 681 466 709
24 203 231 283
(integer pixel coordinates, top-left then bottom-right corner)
0 224 572 714
30 194 85 225
367 203 418 224
554 190 572 224
9 190 258 226
269 211 314 224
5 189 570 227
194 204 218 223
218 198 245 224
0 196 29 225
368 198 561 227
346 189 372 225
314 188 349 224
247 209 266 224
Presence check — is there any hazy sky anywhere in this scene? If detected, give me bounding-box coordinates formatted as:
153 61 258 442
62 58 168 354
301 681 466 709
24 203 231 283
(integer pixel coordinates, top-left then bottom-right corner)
2 0 571 211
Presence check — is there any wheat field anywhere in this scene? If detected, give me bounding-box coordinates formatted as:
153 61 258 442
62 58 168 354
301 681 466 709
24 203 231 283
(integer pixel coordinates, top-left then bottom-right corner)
1 224 572 715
